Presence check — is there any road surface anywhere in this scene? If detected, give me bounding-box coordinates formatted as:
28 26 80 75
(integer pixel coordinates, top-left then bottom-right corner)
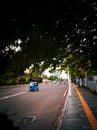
0 82 68 130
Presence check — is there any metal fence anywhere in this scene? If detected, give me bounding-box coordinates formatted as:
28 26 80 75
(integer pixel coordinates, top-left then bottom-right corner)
87 80 97 92
75 78 97 93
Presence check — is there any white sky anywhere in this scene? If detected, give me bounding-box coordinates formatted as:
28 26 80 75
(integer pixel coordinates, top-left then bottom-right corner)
24 67 68 79
42 68 54 77
43 69 68 79
60 70 68 79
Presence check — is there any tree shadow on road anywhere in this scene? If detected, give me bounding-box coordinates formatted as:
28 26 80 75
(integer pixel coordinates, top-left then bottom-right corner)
0 112 19 130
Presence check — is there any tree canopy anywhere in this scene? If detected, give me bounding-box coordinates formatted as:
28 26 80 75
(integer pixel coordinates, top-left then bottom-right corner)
0 0 97 84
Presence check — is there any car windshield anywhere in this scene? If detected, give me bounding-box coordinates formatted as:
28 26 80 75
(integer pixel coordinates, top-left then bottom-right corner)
30 82 38 86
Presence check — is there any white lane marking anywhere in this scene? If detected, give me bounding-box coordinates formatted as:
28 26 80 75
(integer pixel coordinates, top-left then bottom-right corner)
63 87 69 97
0 92 27 101
17 116 36 124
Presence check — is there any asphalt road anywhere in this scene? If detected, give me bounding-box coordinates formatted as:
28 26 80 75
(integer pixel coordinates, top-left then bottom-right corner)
0 82 68 130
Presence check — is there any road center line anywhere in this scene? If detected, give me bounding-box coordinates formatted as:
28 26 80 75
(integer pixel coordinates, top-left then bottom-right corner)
0 92 27 101
73 83 97 130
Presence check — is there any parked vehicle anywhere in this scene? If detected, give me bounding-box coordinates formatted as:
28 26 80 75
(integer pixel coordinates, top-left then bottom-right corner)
29 81 39 91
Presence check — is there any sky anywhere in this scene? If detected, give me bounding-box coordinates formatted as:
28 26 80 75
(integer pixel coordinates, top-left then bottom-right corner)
60 71 68 79
43 69 68 79
25 68 68 79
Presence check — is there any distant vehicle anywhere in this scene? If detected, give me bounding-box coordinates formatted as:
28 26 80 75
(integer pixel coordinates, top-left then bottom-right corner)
29 81 39 91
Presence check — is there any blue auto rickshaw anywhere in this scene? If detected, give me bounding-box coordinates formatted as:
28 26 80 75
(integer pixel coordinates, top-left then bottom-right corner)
29 81 39 91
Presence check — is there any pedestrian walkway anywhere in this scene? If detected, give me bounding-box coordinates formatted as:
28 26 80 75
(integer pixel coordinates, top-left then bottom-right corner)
61 83 97 130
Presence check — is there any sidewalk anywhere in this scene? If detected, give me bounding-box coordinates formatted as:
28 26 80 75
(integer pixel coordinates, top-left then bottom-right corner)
61 83 97 130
